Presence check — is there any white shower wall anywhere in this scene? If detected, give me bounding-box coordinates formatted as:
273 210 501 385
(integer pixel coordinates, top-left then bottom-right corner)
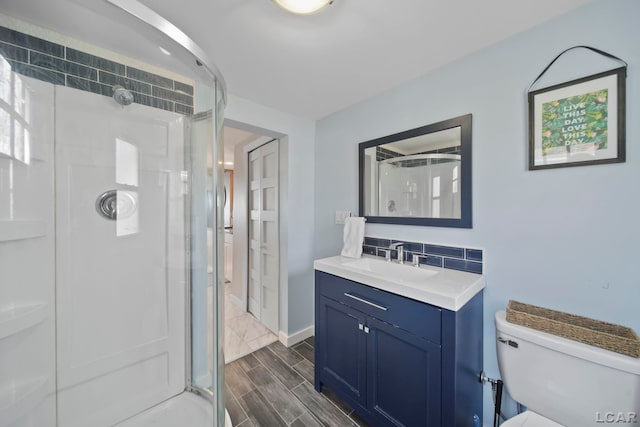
1 66 192 427
54 86 187 427
0 74 56 427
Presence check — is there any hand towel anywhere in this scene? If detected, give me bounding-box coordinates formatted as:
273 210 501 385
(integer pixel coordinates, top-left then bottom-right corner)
341 217 366 258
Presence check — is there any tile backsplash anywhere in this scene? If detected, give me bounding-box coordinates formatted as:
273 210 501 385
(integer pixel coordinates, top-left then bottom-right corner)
363 237 483 274
0 26 194 114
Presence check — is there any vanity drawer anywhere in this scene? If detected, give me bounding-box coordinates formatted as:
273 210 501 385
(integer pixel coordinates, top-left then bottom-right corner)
316 271 442 344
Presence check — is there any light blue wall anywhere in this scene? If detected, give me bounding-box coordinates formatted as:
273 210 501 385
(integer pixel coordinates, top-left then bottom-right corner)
314 0 639 423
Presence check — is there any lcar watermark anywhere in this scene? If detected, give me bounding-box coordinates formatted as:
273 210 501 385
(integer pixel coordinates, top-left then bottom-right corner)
596 412 638 424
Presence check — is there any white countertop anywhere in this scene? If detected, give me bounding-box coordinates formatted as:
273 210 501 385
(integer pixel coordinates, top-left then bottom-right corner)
314 255 485 311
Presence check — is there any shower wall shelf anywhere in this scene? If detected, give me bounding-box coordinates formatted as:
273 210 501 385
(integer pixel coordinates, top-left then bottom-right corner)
0 303 49 340
0 376 49 427
0 220 46 242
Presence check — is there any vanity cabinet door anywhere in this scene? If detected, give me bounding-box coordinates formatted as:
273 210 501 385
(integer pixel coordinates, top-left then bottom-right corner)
367 317 442 427
316 295 368 406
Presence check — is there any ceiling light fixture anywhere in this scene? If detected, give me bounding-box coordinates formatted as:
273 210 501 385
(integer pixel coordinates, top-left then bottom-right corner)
273 0 333 15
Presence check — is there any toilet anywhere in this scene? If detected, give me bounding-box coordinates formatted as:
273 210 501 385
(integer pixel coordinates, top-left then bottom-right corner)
495 310 640 426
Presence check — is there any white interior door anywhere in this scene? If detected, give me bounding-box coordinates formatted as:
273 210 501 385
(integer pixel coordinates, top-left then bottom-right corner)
248 140 279 334
54 86 186 427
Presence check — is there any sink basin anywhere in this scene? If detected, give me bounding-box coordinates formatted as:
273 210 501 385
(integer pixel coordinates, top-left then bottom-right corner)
342 257 438 287
314 255 485 311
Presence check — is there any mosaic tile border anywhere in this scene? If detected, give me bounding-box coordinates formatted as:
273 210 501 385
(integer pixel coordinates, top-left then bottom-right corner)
0 26 194 115
363 236 483 274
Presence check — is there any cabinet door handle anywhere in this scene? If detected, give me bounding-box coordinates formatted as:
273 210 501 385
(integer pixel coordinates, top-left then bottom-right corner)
343 293 388 311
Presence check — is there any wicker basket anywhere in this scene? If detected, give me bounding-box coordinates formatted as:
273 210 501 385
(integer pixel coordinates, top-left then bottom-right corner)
506 300 640 358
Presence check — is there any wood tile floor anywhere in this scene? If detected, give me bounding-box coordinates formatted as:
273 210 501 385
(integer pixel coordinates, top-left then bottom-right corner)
225 337 371 427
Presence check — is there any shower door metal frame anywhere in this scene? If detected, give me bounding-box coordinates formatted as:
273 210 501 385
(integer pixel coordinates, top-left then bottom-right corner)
105 0 227 100
184 109 223 400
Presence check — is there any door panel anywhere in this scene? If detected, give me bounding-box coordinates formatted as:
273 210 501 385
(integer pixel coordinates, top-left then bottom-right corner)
55 86 186 427
317 296 368 406
368 318 441 427
248 150 261 318
247 140 279 333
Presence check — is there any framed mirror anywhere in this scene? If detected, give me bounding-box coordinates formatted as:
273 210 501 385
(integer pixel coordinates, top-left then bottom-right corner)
359 114 472 228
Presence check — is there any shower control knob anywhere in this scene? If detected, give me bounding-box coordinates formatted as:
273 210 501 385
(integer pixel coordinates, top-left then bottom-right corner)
95 190 136 220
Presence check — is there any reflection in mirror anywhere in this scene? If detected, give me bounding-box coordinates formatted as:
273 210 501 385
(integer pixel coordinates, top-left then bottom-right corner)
359 114 472 228
364 127 461 218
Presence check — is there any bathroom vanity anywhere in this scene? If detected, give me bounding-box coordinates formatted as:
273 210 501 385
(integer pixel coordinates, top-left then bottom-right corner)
314 255 484 427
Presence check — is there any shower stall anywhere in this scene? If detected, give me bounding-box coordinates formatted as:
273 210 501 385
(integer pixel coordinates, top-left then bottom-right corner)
378 153 461 218
0 0 228 426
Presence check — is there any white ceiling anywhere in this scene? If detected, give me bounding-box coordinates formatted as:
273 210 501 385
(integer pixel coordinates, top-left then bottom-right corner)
1 0 594 159
139 0 593 120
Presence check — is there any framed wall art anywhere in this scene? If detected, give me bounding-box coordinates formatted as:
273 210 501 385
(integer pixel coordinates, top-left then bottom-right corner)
528 46 627 170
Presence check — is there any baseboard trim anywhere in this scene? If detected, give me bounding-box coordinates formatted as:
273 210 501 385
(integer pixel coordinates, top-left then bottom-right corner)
279 325 314 347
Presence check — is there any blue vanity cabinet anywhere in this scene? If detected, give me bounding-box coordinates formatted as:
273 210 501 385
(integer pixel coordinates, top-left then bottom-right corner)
314 270 483 427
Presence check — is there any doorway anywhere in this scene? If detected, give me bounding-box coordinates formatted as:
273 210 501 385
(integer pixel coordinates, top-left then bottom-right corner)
222 127 280 362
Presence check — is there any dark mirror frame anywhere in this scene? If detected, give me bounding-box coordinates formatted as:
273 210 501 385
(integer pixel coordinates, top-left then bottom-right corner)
358 114 472 228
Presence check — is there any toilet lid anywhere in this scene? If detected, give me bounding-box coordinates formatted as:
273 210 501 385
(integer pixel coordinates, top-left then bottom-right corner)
501 411 564 427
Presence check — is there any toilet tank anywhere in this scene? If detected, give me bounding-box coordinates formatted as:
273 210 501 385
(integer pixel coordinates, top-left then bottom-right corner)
495 310 640 426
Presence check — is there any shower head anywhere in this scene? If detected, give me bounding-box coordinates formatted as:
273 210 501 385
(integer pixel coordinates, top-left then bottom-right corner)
113 85 134 106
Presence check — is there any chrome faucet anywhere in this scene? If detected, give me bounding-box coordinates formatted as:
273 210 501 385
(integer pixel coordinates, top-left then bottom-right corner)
388 242 404 264
412 253 420 267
